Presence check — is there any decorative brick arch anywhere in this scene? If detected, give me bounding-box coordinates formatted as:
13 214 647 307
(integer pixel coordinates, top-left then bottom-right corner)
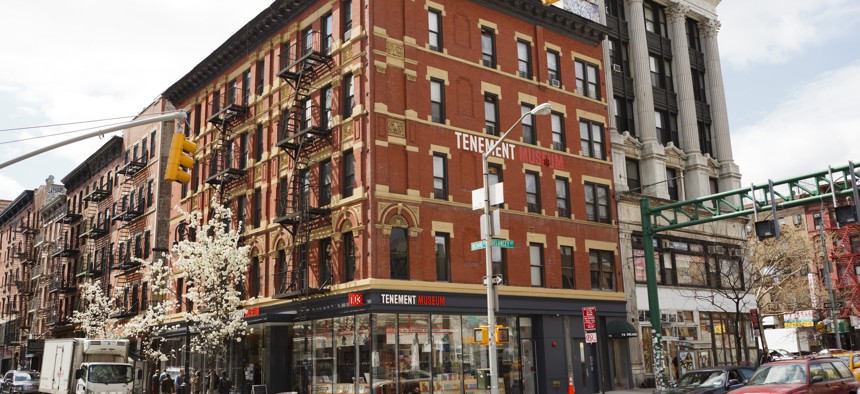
378 203 421 237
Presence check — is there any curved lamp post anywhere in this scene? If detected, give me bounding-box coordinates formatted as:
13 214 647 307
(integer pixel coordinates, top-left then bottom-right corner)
482 102 552 394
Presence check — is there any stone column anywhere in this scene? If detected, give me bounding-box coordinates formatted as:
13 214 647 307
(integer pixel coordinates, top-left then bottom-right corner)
625 0 667 199
700 19 742 191
667 3 709 198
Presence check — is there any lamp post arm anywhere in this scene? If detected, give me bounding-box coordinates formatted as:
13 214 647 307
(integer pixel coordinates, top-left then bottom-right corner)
483 111 530 161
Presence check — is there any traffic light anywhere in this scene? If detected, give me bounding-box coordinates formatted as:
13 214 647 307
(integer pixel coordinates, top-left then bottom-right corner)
164 133 197 183
473 326 489 345
495 326 510 344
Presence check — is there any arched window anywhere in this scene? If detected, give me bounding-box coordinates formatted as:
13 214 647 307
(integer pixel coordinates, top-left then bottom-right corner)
249 256 260 298
390 228 409 280
276 248 287 294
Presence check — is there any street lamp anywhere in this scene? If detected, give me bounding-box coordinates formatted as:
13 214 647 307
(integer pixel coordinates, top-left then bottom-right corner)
481 102 551 394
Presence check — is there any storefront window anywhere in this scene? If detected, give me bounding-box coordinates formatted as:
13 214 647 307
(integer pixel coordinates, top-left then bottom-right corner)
397 314 431 393
335 316 356 393
431 315 462 391
357 315 371 393
314 319 335 392
462 315 519 394
371 314 398 390
291 323 313 394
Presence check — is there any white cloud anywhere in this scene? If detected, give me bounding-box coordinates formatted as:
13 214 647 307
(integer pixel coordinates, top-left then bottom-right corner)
734 62 860 186
719 0 860 68
0 174 26 200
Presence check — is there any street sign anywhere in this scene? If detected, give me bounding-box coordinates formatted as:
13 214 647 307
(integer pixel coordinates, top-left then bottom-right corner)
583 306 596 331
480 210 501 237
585 332 597 343
472 183 505 210
471 239 515 251
825 301 844 309
750 308 760 329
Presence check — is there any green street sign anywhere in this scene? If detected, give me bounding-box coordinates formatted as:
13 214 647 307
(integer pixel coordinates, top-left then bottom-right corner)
471 240 515 251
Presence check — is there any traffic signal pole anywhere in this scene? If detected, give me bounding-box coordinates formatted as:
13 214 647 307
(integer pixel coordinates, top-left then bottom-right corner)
0 111 187 170
641 161 859 390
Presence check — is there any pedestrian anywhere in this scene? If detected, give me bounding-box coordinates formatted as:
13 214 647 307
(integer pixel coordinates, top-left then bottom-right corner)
161 372 175 394
175 369 187 394
190 371 200 394
759 347 773 366
217 370 232 394
151 369 161 394
207 369 220 394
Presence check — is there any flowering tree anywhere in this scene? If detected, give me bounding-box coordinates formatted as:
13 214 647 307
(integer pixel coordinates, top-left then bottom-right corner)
72 279 119 338
121 257 179 363
171 201 251 360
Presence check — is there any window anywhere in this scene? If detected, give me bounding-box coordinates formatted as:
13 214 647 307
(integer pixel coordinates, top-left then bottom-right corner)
146 179 154 207
141 137 148 161
430 78 445 123
615 96 636 137
643 2 667 37
529 243 544 287
320 160 332 206
575 60 600 99
590 250 615 290
322 13 333 54
521 104 536 144
698 121 713 156
212 89 221 113
585 183 611 223
435 233 450 282
551 112 565 151
342 0 353 41
299 169 310 211
276 248 287 293
525 171 540 213
242 69 252 104
433 153 447 199
481 27 496 67
666 168 680 201
343 73 354 118
428 9 442 52
253 188 262 228
249 257 260 298
547 50 561 86
517 40 532 79
301 27 313 56
343 233 356 282
300 99 312 131
484 93 499 136
343 149 355 197
239 132 249 169
626 159 641 192
561 246 575 289
492 246 507 284
228 79 237 105
236 195 247 232
655 110 679 147
579 120 604 159
390 227 409 280
320 238 332 286
255 59 265 95
321 85 333 129
144 231 151 259
556 177 570 218
693 70 707 102
255 124 264 162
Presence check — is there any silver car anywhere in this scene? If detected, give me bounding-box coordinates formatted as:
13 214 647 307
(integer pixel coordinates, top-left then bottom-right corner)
1 370 39 394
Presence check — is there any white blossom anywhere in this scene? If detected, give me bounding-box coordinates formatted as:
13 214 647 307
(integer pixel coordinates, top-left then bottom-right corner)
121 256 179 363
71 279 120 339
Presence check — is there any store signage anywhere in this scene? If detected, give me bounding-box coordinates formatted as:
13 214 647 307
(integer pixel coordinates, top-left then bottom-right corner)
348 293 365 306
583 306 596 331
380 293 446 306
454 132 565 170
784 310 815 328
750 308 759 329
244 307 260 317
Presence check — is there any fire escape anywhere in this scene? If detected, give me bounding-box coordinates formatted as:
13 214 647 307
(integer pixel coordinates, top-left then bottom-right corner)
204 77 251 193
11 218 37 343
111 147 148 319
273 31 334 304
47 200 81 332
833 222 860 316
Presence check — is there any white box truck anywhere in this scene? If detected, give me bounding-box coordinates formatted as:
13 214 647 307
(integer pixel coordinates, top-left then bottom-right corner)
763 327 811 355
39 339 137 394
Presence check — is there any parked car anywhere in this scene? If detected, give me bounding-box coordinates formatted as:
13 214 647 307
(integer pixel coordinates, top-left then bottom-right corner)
667 366 755 394
832 351 860 382
732 356 860 393
1 370 40 394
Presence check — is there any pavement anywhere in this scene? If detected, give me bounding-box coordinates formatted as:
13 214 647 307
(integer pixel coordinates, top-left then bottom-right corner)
605 389 656 394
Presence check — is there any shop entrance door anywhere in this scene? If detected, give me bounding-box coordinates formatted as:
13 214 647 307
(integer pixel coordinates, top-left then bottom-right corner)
571 339 597 394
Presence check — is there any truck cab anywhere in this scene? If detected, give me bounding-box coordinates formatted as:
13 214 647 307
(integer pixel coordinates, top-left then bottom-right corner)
75 363 135 394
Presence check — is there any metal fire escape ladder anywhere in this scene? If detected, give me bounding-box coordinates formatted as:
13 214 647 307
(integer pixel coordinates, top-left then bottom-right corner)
204 84 251 192
274 31 334 301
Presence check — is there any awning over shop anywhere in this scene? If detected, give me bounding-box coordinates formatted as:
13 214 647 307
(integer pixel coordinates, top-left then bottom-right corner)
607 319 638 338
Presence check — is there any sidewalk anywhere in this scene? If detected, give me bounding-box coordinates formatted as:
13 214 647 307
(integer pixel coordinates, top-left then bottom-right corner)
605 389 656 394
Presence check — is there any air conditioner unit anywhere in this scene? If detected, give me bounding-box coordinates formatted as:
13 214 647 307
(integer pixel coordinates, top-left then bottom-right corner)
612 64 622 73
729 249 742 257
550 79 561 88
485 125 496 135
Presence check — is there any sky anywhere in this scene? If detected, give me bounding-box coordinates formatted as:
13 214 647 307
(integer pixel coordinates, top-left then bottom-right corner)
1 0 859 201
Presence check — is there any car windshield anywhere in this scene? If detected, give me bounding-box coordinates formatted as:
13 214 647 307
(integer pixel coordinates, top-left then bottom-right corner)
88 365 133 384
14 372 39 381
748 364 806 385
675 371 724 388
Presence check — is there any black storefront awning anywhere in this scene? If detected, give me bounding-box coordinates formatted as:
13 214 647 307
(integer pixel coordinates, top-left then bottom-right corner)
607 319 638 338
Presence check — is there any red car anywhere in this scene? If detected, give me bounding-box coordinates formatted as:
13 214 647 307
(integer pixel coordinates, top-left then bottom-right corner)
732 356 860 394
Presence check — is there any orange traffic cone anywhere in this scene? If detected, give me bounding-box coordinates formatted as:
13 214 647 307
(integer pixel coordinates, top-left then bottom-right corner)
568 375 575 394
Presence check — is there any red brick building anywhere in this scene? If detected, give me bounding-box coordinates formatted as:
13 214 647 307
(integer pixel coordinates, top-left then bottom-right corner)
162 0 629 393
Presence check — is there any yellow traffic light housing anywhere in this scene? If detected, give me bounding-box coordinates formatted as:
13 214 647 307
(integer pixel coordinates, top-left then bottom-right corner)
542 0 561 5
164 133 197 183
473 326 489 345
495 326 510 344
